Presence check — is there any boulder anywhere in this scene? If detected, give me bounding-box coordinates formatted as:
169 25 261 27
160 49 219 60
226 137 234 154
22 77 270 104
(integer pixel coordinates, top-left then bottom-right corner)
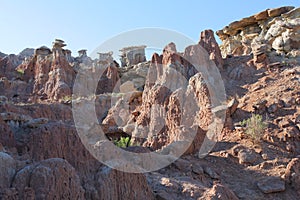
285 158 300 194
201 183 239 200
257 176 285 194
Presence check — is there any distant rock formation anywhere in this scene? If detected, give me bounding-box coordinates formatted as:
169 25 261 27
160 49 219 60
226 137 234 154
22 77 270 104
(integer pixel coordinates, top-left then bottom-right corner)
0 55 23 79
16 39 75 101
0 51 6 58
18 48 34 59
120 45 146 67
217 6 299 64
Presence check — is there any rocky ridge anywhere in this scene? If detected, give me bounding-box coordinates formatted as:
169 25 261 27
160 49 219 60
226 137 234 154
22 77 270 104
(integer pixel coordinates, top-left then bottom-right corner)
217 6 300 66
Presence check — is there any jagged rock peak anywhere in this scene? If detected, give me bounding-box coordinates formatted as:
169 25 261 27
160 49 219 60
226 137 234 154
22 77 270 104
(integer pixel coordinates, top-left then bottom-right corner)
163 42 177 53
18 48 34 58
199 29 224 70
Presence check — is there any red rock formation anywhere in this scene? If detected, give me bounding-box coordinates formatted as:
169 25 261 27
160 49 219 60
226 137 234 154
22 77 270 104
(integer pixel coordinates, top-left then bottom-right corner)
17 42 76 101
43 53 75 100
0 152 16 190
23 121 152 199
130 43 218 154
12 158 84 200
0 117 15 148
0 106 155 199
95 166 155 200
199 29 224 70
285 158 300 194
96 63 120 94
0 55 22 79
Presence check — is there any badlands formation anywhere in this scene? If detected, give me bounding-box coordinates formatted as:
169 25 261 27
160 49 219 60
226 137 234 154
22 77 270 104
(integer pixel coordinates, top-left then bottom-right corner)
0 6 299 200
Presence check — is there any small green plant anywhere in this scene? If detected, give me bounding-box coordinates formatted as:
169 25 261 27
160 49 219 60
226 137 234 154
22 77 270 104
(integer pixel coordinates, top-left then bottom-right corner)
114 137 132 148
62 95 72 102
16 68 24 75
240 114 268 143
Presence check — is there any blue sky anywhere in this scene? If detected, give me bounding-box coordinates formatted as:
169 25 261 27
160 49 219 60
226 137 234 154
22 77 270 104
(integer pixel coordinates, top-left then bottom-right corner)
1 1 299 56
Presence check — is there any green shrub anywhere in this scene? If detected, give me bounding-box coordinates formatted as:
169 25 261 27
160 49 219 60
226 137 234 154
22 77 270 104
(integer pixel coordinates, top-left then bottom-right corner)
114 137 132 148
16 69 24 75
62 95 72 101
240 114 267 143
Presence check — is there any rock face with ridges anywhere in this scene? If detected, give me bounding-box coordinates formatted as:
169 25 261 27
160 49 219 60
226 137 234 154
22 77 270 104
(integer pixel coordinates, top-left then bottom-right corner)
216 6 299 61
285 158 300 194
128 42 221 154
26 123 101 174
18 48 34 59
96 62 120 94
16 39 76 101
12 158 84 200
199 29 224 70
0 116 16 148
0 54 23 79
0 49 34 80
95 166 155 200
0 152 16 189
0 108 155 199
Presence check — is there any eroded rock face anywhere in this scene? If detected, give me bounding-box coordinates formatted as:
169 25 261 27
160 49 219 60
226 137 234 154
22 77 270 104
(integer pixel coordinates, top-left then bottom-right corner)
17 40 76 101
199 29 224 70
96 63 120 94
0 102 154 199
217 6 299 62
25 122 101 176
0 115 16 148
18 48 34 60
126 42 225 154
95 166 155 200
12 158 84 200
285 158 300 194
0 152 16 189
0 77 30 102
0 48 34 80
103 42 216 155
0 54 23 79
118 61 150 91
